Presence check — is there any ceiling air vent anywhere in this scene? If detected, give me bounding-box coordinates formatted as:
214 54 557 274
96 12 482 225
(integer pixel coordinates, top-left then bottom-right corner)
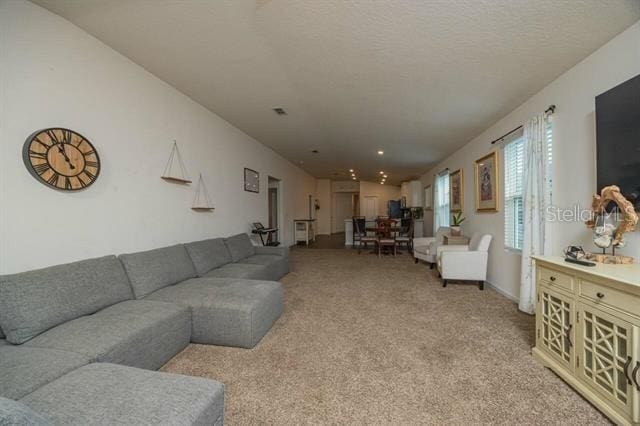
273 107 287 116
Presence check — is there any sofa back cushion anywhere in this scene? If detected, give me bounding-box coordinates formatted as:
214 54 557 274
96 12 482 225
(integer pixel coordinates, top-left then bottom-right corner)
224 233 256 262
184 238 233 276
119 244 197 299
0 256 133 345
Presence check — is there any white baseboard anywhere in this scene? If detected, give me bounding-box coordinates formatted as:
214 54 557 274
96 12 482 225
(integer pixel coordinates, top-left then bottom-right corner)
486 281 519 303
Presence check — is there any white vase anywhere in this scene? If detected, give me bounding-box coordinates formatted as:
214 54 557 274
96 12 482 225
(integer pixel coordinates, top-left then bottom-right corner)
450 226 462 236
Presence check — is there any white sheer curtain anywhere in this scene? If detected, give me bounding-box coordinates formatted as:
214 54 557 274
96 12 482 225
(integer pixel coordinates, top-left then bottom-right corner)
519 113 552 314
433 170 450 234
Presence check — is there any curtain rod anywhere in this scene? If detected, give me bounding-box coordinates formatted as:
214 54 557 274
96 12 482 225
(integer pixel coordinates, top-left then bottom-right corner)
490 105 556 145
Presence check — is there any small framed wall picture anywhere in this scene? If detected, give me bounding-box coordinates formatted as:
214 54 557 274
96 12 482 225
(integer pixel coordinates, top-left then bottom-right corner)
424 184 432 210
449 169 463 213
474 151 499 212
244 168 259 193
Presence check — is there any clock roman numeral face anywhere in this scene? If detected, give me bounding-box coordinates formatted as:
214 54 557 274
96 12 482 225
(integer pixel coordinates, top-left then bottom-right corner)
23 128 100 191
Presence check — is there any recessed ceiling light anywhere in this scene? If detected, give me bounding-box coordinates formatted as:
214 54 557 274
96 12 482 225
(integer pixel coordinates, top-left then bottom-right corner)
349 169 354 173
377 150 384 155
380 182 385 185
383 175 387 178
352 177 356 180
379 171 384 175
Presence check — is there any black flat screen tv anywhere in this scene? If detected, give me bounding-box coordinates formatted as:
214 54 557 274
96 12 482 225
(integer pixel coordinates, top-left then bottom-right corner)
595 74 640 211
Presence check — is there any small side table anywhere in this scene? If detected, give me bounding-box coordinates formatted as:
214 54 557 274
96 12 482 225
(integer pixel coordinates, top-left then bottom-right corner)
443 235 470 245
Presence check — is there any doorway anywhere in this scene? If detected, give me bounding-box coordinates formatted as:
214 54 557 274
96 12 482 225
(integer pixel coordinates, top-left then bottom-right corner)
363 196 379 220
332 192 355 233
268 176 281 243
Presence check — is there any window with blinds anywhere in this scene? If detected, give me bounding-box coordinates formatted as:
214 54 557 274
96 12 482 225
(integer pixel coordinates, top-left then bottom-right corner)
434 171 450 232
504 133 525 250
503 121 553 251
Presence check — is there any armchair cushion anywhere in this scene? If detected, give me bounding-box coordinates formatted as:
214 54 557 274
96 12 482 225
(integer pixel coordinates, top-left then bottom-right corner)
439 251 489 281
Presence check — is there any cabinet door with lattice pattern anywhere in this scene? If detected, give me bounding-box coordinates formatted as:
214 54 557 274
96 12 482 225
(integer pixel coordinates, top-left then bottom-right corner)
537 284 575 371
577 302 639 420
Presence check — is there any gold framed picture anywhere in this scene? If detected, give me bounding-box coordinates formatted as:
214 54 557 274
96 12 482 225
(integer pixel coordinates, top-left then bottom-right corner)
474 151 499 212
449 169 463 213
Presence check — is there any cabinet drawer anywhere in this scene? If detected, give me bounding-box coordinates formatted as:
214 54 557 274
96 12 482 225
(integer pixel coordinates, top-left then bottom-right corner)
580 280 640 317
538 266 574 292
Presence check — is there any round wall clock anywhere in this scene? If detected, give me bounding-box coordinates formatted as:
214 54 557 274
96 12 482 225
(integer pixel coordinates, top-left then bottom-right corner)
22 128 100 191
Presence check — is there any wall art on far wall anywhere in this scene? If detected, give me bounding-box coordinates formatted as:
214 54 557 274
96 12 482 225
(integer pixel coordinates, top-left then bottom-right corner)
449 169 463 213
474 151 499 212
244 167 259 193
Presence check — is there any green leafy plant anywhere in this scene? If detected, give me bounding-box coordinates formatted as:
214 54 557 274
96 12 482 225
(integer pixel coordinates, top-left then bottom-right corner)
451 212 466 226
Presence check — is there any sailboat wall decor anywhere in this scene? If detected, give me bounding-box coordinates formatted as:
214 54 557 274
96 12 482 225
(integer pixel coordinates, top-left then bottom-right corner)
192 174 214 211
161 141 192 183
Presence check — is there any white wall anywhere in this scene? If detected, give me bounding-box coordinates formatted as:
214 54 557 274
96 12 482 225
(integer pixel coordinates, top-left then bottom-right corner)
359 181 401 217
420 21 640 301
0 1 316 274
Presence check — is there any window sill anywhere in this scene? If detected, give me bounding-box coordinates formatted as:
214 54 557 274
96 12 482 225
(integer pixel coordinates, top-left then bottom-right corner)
504 247 522 255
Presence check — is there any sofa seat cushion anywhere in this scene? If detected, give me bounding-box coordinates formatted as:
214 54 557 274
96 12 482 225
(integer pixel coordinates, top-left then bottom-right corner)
0 256 133 344
0 397 50 426
224 233 255 262
235 255 289 281
24 300 191 371
119 244 197 299
146 278 283 348
20 363 224 426
203 262 269 280
185 238 233 276
0 345 89 400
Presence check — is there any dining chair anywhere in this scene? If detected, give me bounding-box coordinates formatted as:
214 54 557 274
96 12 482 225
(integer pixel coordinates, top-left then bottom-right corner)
395 219 414 253
354 217 377 254
377 220 397 257
352 216 366 246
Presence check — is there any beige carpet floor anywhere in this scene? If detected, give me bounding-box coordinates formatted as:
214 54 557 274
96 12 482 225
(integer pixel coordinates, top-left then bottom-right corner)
162 248 608 425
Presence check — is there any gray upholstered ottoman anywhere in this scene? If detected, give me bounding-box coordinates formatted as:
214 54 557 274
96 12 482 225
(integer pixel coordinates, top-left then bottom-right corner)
146 278 284 348
20 363 224 426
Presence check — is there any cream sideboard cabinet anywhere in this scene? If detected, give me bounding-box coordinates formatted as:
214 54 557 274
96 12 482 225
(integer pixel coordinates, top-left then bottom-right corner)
532 256 640 425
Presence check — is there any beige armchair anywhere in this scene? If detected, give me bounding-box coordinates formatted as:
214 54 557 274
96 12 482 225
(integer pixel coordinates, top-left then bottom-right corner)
437 233 493 290
412 227 450 269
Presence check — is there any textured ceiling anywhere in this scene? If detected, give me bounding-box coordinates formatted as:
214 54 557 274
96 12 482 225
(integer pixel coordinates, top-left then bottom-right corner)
32 0 640 184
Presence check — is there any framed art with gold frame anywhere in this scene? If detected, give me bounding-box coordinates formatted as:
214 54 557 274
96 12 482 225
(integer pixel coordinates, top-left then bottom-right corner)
449 169 463 213
474 151 499 212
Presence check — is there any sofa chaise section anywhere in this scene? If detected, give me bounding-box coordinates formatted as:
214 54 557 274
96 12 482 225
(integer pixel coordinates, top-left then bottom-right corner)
0 344 89 400
146 278 284 348
24 300 191 371
20 363 224 426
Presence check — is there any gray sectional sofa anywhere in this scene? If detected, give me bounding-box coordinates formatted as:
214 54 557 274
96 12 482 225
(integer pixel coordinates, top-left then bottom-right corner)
0 233 288 425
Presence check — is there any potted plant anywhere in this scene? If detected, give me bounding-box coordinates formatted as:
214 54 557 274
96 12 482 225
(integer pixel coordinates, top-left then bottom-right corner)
450 212 465 236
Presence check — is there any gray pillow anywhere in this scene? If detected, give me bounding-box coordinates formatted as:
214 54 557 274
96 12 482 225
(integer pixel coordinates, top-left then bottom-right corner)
119 244 197 299
0 397 51 425
184 238 233 276
224 233 255 262
0 256 133 345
